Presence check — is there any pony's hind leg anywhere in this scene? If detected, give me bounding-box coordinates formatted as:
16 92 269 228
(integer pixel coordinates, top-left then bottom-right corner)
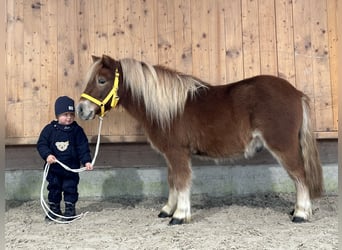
292 180 312 222
269 146 312 222
158 150 192 225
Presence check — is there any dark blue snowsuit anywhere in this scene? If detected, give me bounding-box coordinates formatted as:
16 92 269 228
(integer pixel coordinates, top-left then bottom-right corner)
37 120 92 204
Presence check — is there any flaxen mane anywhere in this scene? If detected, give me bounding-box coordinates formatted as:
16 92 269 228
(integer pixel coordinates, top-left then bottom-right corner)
120 58 208 129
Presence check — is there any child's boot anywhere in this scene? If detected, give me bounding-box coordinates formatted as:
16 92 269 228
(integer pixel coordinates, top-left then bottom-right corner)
45 202 62 221
64 202 76 221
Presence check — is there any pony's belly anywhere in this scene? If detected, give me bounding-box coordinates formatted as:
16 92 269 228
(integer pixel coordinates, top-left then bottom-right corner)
191 147 245 160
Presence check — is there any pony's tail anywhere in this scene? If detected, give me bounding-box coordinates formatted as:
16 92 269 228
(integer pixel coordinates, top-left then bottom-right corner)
300 95 323 199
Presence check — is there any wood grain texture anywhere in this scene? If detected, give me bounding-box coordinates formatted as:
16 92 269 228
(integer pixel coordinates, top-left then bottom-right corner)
5 0 338 144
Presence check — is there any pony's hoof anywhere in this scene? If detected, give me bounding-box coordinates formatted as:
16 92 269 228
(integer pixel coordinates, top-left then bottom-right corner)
169 218 184 225
289 209 295 216
292 216 306 223
158 211 172 218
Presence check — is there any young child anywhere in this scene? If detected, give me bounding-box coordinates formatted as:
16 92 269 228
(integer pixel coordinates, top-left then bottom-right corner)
37 96 93 221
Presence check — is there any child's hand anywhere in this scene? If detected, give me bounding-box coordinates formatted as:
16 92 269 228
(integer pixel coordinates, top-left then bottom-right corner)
46 154 56 164
85 162 93 170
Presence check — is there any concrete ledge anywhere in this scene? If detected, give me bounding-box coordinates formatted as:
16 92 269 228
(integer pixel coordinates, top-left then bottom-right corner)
5 163 337 201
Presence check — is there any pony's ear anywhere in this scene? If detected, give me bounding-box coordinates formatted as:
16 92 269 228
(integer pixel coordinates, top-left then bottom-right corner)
91 55 101 62
102 55 115 68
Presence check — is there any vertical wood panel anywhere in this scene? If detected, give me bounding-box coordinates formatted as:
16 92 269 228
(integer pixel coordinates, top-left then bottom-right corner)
6 0 24 138
157 0 175 67
241 0 260 78
327 0 338 131
293 0 316 129
23 0 41 137
93 0 108 56
208 1 226 84
190 0 210 81
76 0 97 137
259 0 278 75
275 0 296 84
40 0 58 123
102 0 127 139
222 0 243 83
174 0 192 74
141 0 158 63
122 0 145 136
310 0 333 132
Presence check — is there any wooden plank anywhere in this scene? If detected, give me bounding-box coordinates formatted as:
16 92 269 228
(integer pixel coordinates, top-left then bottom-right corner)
75 0 97 136
76 0 95 86
90 0 113 142
93 0 108 56
222 0 243 83
190 0 210 81
315 132 338 139
327 0 338 131
207 0 226 84
241 0 260 78
174 0 192 74
23 0 41 137
6 0 24 139
6 140 337 170
129 0 143 61
310 0 334 132
56 0 80 97
258 0 278 75
114 0 129 58
292 0 316 129
156 0 176 68
40 0 58 125
274 0 296 85
141 0 158 63
122 0 145 136
106 0 143 138
101 0 127 139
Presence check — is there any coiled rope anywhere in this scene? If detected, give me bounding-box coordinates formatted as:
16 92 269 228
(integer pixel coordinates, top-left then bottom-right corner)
40 116 103 224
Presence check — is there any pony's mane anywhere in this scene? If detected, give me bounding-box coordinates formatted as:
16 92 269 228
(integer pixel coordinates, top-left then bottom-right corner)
120 58 208 129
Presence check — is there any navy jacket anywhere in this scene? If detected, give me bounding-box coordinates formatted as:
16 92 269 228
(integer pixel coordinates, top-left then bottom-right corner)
37 120 92 173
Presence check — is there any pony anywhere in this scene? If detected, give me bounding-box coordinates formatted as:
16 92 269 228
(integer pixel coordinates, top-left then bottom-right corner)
77 54 323 225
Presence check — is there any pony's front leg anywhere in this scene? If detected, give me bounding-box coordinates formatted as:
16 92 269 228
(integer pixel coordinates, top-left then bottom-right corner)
158 187 178 218
169 186 191 225
158 151 192 225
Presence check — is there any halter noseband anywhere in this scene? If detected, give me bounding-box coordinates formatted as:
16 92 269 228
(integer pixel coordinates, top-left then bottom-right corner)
81 68 120 117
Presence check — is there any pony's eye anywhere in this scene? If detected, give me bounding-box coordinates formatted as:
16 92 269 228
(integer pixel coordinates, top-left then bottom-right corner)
98 78 106 84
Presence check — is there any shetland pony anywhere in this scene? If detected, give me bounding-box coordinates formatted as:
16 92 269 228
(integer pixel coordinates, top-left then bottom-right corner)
77 55 323 225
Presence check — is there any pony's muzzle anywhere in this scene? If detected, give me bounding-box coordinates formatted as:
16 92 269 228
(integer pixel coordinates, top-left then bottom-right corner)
76 101 95 120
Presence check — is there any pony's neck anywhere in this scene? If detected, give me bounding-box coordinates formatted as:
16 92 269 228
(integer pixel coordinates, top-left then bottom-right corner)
119 81 150 126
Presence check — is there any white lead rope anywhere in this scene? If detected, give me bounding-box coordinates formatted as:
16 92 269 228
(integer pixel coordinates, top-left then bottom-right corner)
41 116 104 223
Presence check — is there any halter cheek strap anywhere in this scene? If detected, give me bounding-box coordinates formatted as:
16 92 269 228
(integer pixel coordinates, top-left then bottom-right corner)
81 69 120 117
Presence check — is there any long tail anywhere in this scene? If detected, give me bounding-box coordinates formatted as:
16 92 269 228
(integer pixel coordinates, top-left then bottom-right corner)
300 95 323 199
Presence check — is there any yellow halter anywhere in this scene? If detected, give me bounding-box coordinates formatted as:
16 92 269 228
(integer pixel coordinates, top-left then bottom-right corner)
81 69 120 117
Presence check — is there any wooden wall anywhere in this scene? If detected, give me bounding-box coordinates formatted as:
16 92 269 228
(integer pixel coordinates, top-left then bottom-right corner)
5 0 338 145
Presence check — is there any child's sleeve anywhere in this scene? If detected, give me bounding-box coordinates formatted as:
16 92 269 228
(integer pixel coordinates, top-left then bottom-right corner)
76 127 92 165
36 125 53 161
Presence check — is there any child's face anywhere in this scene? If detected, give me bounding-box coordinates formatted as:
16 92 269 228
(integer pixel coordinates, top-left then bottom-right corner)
57 112 75 125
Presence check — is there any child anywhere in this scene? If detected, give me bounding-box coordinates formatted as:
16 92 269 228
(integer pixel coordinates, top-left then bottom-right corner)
37 96 93 221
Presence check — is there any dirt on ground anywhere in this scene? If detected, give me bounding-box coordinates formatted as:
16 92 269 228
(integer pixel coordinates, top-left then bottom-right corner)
6 193 337 250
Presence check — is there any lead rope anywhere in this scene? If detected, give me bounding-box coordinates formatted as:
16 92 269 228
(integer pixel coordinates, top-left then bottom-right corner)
41 116 104 224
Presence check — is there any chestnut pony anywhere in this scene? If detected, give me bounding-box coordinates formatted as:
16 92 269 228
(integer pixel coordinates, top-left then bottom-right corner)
77 55 323 225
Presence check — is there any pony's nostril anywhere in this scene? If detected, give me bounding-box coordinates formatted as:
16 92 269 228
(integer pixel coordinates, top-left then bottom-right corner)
76 104 84 116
